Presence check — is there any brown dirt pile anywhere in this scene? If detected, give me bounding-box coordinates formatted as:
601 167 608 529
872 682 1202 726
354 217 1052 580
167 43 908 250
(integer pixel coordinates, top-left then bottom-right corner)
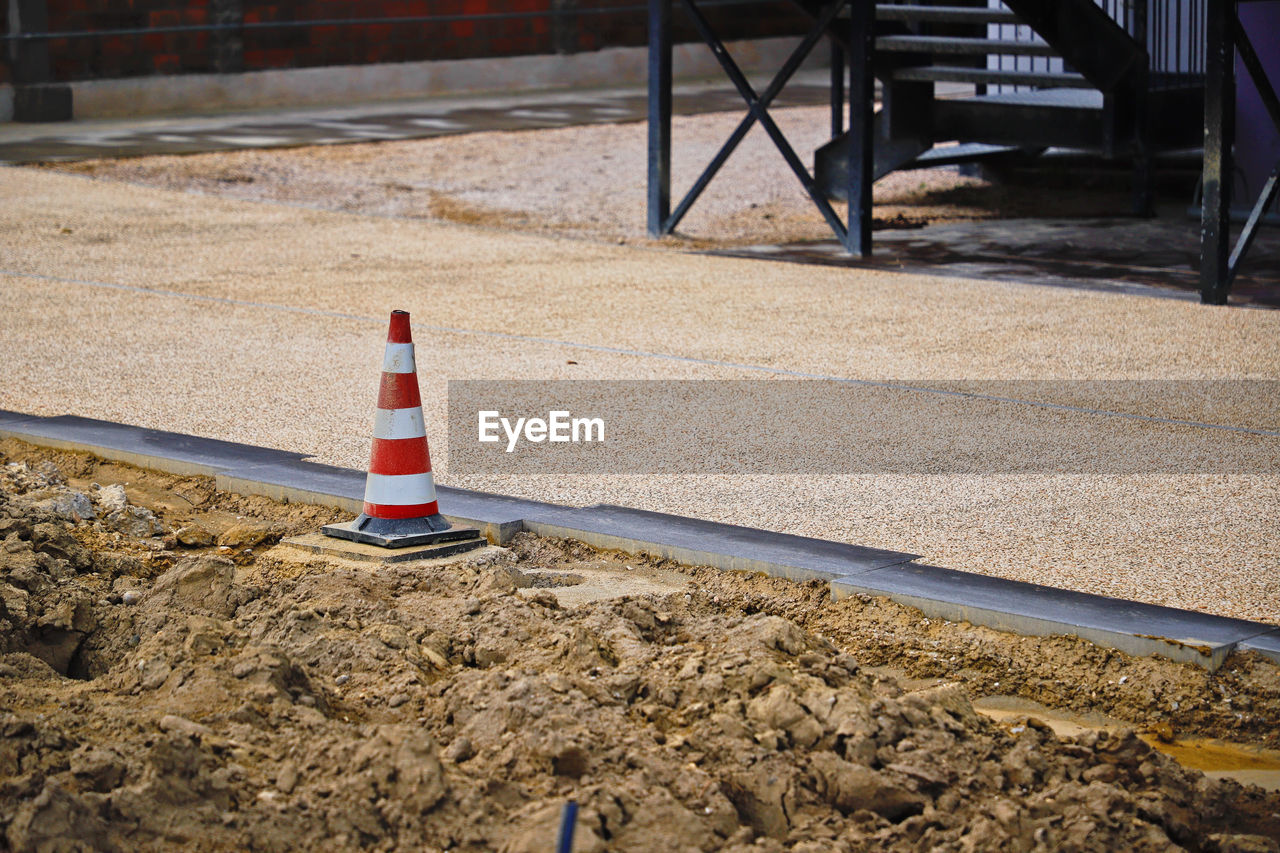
677 565 1280 749
1 442 1278 851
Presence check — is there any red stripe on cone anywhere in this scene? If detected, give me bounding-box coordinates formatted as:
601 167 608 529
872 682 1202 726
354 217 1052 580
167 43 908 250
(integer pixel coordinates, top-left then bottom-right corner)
364 500 440 519
377 372 422 410
367 437 432 476
388 310 413 344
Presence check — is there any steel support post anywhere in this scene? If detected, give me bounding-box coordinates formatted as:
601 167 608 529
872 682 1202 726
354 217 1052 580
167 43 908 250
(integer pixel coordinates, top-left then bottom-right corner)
831 41 845 139
10 0 51 86
845 0 875 256
1200 0 1235 304
647 0 673 237
1130 0 1153 218
211 0 245 74
552 0 577 55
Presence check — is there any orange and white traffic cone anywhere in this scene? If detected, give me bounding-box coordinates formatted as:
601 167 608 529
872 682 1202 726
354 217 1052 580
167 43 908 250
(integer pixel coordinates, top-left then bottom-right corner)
323 310 481 550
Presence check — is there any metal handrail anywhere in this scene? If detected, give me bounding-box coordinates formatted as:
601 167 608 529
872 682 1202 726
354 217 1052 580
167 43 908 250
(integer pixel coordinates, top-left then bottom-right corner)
983 0 1206 92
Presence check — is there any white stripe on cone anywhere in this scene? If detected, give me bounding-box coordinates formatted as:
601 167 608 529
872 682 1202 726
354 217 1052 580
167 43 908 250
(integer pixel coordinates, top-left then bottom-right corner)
373 407 427 440
382 343 417 374
363 472 438 506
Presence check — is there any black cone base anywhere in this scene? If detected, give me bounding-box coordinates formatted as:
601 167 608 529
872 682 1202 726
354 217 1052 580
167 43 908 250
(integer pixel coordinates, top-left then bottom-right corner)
322 512 483 549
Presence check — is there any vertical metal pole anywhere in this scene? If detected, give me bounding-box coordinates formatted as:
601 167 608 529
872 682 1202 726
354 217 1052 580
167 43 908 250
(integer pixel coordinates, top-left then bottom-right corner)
551 0 576 55
1200 0 1235 304
1133 0 1148 64
830 41 845 139
11 0 72 122
211 0 245 74
971 0 987 96
1130 72 1154 217
846 0 874 256
11 0 52 85
1131 0 1152 218
647 0 673 236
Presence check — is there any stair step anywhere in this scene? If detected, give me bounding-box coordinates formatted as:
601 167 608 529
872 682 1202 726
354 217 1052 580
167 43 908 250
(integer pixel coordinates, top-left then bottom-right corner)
875 4 1020 24
892 65 1091 88
913 142 1024 166
932 91 1107 150
876 35 1058 57
964 89 1104 109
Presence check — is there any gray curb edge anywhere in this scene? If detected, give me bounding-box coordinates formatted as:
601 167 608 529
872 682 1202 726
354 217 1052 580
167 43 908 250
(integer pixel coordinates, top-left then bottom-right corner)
2 410 1277 671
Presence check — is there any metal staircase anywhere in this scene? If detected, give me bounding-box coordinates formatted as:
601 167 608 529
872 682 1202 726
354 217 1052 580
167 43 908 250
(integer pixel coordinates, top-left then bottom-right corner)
647 0 1213 262
647 0 1272 304
812 0 1204 210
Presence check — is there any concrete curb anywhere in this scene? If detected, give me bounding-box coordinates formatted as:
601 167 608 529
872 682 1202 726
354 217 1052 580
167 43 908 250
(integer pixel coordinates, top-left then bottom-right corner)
829 564 1277 672
2 409 1277 671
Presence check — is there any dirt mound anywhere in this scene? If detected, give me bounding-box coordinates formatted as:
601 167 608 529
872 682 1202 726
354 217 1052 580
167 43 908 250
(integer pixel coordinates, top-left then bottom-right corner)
676 564 1280 748
1 442 1278 851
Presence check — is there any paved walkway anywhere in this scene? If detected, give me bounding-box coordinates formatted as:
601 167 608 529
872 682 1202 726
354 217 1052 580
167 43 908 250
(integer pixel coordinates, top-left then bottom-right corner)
0 77 831 163
2 164 1278 624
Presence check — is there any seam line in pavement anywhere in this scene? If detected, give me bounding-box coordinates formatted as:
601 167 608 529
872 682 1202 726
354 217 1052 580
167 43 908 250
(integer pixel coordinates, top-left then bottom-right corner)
5 266 1279 439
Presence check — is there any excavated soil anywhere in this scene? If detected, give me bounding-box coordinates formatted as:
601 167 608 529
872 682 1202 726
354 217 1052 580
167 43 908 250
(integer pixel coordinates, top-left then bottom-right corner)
2 439 1279 852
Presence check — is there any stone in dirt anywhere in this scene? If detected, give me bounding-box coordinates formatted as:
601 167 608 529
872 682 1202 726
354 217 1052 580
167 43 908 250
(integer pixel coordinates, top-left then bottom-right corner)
31 490 94 523
95 484 128 516
810 753 925 819
217 523 274 549
146 556 244 619
174 524 215 547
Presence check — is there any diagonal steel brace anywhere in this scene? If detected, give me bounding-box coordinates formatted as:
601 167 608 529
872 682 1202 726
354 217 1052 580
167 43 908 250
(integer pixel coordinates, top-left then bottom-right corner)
656 0 853 243
1218 12 1280 294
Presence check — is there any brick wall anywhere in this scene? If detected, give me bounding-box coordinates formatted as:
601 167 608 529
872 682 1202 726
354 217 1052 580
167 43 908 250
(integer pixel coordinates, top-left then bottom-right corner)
9 0 809 83
42 2 215 80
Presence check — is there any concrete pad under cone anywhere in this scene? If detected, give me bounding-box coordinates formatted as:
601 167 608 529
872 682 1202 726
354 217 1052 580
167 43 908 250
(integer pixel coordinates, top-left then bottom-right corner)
282 532 486 564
